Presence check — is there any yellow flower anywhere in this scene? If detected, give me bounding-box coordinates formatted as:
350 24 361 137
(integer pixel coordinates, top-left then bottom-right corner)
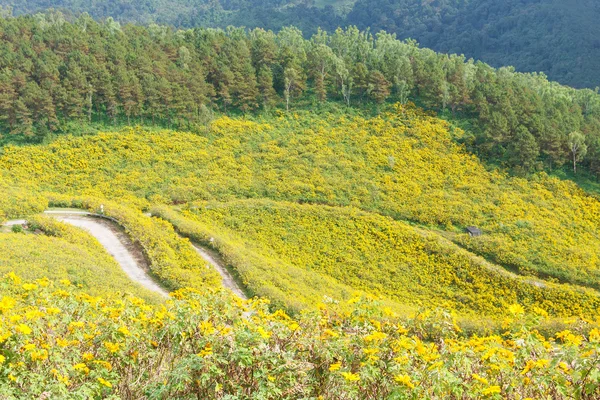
30 350 48 361
56 373 71 386
257 327 271 339
68 321 85 331
535 359 550 368
364 331 387 343
329 362 342 372
82 352 95 361
558 362 570 372
0 297 16 313
117 326 131 336
589 328 600 343
94 360 112 371
394 374 415 389
427 361 443 371
341 372 360 382
397 325 409 335
97 377 112 388
16 324 32 335
322 329 339 338
104 342 120 353
472 373 489 385
199 320 215 335
508 304 525 316
0 355 5 364
73 363 90 374
268 375 275 382
7 272 21 285
22 283 37 291
481 386 501 396
197 343 213 358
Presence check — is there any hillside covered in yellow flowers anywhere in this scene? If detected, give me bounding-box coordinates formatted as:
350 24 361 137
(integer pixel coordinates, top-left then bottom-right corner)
2 104 600 397
1 105 600 313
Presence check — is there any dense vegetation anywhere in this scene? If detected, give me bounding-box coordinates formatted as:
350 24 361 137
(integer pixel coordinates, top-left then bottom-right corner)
346 0 600 89
2 107 600 318
1 7 600 397
0 15 600 178
1 273 600 399
4 0 600 89
153 200 600 317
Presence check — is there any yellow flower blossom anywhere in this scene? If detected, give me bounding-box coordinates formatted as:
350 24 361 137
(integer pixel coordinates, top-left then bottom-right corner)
481 385 501 396
0 296 15 313
508 304 525 316
341 372 360 382
394 374 415 389
7 272 21 285
16 324 32 335
329 362 342 372
103 342 120 353
98 377 112 388
364 331 387 343
73 363 90 374
589 328 600 343
117 326 131 336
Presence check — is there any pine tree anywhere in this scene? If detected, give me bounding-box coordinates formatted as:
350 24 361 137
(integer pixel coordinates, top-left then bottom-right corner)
257 65 278 110
368 70 391 104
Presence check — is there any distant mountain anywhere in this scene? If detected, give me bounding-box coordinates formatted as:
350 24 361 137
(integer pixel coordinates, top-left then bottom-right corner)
347 0 600 89
2 0 599 88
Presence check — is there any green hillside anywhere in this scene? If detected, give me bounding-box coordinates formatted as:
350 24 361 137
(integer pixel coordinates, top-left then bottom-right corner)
0 216 162 302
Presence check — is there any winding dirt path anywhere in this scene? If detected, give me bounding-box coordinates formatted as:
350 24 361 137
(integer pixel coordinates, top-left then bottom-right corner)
2 210 246 299
49 213 169 297
191 243 247 299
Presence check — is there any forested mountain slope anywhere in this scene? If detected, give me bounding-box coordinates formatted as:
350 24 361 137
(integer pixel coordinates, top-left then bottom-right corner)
3 0 600 88
1 16 600 180
347 0 600 89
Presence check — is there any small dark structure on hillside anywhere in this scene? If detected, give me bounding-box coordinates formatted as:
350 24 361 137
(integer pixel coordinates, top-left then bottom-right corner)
465 226 482 237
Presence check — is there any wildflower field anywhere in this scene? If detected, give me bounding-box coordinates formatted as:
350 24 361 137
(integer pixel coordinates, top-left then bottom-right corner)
154 200 600 318
1 105 600 396
1 273 600 399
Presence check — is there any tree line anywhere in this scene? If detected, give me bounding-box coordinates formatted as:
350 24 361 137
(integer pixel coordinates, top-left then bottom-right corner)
1 13 600 176
4 0 600 90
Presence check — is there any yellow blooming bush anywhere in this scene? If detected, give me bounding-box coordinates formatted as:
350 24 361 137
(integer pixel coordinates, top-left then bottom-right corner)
0 273 599 399
153 200 600 317
1 105 600 296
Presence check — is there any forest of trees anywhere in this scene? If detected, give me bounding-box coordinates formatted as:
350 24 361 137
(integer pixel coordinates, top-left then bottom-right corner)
3 0 600 89
1 13 600 177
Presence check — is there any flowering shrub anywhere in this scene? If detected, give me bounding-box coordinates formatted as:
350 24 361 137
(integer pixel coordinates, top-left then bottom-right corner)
155 200 600 317
0 273 599 399
1 106 599 294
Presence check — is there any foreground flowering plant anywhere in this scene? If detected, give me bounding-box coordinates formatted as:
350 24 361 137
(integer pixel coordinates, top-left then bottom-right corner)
0 273 599 399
